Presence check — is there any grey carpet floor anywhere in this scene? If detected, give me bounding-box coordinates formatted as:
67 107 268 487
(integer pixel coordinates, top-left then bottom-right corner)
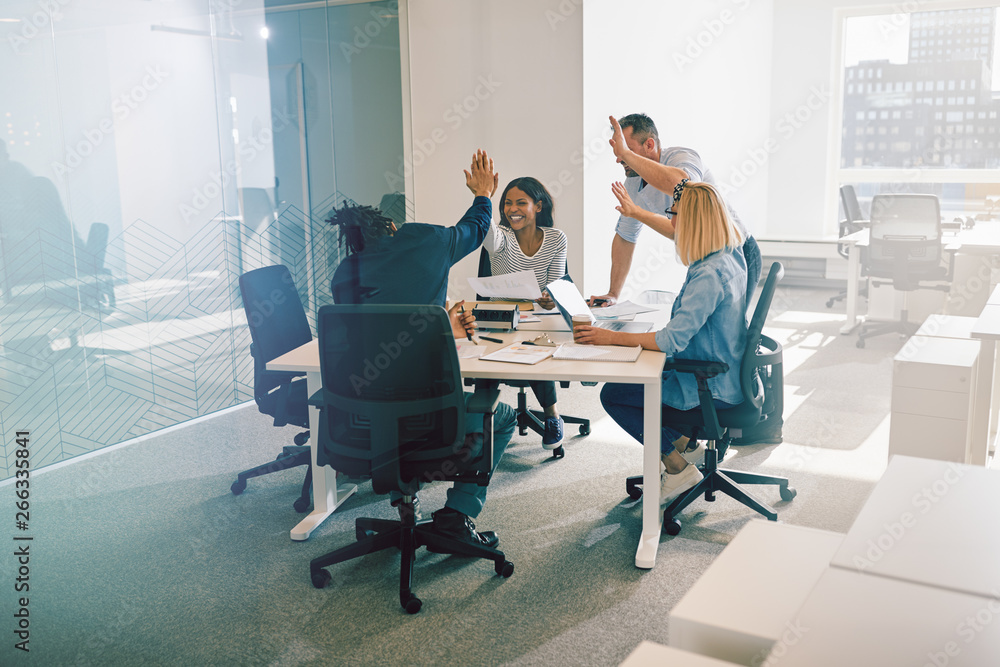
0 286 904 666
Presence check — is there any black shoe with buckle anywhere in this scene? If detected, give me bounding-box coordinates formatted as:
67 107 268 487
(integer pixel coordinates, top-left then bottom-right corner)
391 496 421 523
427 507 499 551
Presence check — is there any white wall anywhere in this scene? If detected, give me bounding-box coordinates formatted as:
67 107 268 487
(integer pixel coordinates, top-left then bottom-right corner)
582 0 775 298
406 0 584 302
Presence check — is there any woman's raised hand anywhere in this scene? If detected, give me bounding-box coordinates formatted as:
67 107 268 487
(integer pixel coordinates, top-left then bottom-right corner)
464 149 499 198
611 181 640 218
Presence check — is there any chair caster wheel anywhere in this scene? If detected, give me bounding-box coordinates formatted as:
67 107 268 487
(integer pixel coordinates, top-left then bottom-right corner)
356 526 375 542
551 446 565 459
496 560 514 577
626 482 643 501
294 431 309 445
293 498 310 513
664 517 682 536
231 480 246 495
311 569 332 589
780 486 797 502
579 424 591 436
856 339 865 349
402 594 422 614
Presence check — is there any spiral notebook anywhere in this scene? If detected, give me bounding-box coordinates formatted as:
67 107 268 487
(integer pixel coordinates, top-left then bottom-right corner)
552 344 642 362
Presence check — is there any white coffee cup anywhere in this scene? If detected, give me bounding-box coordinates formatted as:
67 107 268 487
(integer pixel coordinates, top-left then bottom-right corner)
571 314 591 334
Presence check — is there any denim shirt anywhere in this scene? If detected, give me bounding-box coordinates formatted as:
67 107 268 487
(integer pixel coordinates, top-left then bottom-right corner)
654 247 748 411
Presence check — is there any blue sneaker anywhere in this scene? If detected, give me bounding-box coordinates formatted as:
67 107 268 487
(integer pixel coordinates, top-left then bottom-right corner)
542 416 564 450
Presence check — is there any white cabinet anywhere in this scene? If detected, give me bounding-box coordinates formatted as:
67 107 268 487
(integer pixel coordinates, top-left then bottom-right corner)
890 335 980 463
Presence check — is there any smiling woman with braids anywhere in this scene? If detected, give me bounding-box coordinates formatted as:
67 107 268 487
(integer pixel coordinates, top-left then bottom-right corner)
575 180 748 506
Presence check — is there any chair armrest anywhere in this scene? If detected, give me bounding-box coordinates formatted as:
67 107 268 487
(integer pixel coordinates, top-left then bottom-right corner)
663 358 729 379
308 389 323 408
467 386 501 414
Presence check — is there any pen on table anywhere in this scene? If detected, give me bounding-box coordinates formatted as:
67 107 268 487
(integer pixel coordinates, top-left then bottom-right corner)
479 335 503 344
460 304 477 344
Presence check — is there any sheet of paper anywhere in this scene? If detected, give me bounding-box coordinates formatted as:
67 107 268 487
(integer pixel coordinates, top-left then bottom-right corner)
590 300 658 319
455 342 485 359
481 343 555 365
518 313 541 323
468 270 542 300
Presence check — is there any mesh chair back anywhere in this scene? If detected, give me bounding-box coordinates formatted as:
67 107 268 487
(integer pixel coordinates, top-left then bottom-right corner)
836 186 867 260
739 262 784 416
841 185 865 225
866 194 943 288
316 304 472 496
239 265 312 404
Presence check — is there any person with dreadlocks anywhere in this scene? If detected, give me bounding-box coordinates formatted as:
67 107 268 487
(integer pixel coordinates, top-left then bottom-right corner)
327 149 517 552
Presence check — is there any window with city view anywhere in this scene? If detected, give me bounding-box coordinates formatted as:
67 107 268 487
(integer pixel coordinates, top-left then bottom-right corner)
842 6 999 169
837 6 1000 223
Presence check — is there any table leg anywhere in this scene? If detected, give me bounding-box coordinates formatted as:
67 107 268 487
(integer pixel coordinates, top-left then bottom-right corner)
635 379 663 569
841 243 862 335
290 369 357 541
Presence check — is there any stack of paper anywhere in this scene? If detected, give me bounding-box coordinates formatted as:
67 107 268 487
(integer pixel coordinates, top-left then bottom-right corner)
481 344 555 365
552 344 642 362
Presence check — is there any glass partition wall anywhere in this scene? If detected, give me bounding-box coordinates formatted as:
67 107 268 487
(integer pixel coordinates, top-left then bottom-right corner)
0 0 407 479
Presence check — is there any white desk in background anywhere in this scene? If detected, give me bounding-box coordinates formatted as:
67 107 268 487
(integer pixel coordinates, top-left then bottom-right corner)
839 222 1000 335
763 567 1000 666
829 455 1000 599
269 330 671 569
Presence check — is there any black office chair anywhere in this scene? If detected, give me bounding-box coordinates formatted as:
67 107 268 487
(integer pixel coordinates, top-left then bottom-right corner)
78 222 116 310
827 185 869 308
232 265 312 512
625 262 796 535
856 194 954 348
475 247 591 459
308 304 513 613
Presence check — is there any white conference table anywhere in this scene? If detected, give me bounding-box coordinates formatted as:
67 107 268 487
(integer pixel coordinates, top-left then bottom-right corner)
268 320 671 569
838 221 1000 335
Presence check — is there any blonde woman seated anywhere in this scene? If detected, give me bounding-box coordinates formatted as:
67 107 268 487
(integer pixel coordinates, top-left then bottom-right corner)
483 177 568 449
575 181 747 504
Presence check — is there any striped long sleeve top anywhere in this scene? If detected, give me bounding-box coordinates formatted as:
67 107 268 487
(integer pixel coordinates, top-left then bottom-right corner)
483 223 568 294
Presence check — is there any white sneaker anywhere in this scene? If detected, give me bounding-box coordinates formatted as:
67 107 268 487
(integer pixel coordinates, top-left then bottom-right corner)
679 440 708 466
660 464 704 506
